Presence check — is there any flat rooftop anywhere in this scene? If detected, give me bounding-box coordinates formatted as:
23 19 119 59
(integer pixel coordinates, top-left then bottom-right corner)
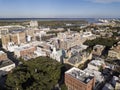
89 60 105 67
71 45 88 52
68 53 82 64
15 44 34 51
94 45 105 48
65 67 94 84
0 51 5 55
0 60 15 68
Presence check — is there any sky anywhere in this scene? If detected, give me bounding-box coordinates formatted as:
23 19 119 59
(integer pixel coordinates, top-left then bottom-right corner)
0 0 120 18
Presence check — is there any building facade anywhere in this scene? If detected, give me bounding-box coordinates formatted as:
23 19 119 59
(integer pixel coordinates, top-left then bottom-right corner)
108 43 120 59
14 45 37 59
0 51 8 61
65 67 95 90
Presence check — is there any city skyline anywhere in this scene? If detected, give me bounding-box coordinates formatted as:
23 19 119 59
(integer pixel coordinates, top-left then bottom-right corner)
0 0 120 18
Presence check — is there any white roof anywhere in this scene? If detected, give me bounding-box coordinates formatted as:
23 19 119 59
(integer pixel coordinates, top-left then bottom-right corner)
0 51 5 54
89 60 105 66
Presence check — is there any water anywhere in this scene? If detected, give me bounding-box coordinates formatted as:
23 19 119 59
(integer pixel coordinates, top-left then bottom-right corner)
0 18 98 23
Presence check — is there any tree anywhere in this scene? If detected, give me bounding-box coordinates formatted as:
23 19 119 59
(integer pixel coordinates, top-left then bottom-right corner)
5 57 63 90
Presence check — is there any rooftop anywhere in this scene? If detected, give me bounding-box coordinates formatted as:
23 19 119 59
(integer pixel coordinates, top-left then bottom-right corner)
65 67 94 84
15 44 34 51
71 45 88 52
68 53 82 64
84 68 104 83
89 60 105 67
0 60 15 68
94 45 105 48
0 51 5 55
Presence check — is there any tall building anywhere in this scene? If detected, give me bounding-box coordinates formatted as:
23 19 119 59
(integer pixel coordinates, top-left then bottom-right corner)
1 31 27 50
1 34 10 49
58 32 82 50
10 33 19 44
18 32 26 44
65 67 95 90
25 29 35 42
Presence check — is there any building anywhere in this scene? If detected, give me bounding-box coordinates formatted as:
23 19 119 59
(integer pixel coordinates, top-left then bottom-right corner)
34 42 52 57
102 83 114 90
26 29 35 42
0 25 25 38
18 31 26 44
34 46 47 57
102 76 120 90
1 34 10 49
0 60 15 77
82 31 93 38
10 31 26 44
0 51 8 61
84 68 104 88
58 32 83 50
30 21 38 28
92 45 105 56
87 60 105 71
39 27 50 31
67 51 92 67
0 28 9 38
1 30 31 51
10 33 19 44
115 81 120 90
108 42 120 59
70 45 88 54
50 47 65 63
0 51 15 77
1 31 27 50
14 44 37 59
65 67 95 90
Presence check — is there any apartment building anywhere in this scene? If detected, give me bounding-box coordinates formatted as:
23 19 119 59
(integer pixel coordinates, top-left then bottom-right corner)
65 67 95 90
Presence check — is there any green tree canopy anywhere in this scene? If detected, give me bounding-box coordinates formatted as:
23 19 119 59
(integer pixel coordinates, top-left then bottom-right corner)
5 57 63 90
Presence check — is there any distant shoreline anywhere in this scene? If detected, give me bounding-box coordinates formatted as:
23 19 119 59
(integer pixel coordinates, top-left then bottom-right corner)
0 18 119 23
0 18 98 23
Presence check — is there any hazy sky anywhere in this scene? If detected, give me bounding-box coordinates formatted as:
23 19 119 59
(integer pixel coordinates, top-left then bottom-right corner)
0 0 120 18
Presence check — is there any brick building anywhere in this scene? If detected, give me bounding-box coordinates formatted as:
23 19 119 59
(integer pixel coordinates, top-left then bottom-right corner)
65 67 95 90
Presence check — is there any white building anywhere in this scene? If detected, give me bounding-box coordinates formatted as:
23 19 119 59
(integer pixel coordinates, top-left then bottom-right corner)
39 27 50 31
87 60 105 71
71 44 88 53
30 21 38 27
82 31 93 38
50 47 65 62
14 44 36 58
7 42 19 52
84 68 104 83
34 46 47 57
